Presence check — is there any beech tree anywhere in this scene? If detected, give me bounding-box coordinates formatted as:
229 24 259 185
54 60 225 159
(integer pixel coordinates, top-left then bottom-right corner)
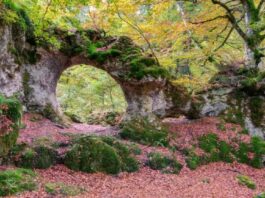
210 0 265 69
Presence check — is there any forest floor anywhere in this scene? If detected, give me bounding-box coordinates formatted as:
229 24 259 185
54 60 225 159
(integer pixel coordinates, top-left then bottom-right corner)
3 114 265 198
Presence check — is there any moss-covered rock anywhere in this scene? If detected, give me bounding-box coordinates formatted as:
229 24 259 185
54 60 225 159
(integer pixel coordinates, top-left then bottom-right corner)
0 168 37 196
120 117 169 146
0 95 22 158
16 145 58 169
64 136 139 174
147 152 183 174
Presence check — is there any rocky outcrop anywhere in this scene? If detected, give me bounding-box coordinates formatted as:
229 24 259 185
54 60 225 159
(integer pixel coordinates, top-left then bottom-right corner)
186 69 265 138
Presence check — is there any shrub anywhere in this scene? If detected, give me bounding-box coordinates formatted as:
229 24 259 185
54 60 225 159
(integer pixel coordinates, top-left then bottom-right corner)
0 168 37 196
64 136 139 174
236 175 256 189
147 152 182 174
120 118 169 146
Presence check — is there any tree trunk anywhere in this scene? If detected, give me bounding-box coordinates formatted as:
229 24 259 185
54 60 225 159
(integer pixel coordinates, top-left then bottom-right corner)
244 43 258 69
243 1 260 69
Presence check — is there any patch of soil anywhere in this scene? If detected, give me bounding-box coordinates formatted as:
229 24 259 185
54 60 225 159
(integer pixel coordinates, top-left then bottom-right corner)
18 113 119 145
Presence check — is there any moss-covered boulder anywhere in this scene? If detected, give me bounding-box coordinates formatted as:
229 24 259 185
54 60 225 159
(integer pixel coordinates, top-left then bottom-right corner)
16 146 58 169
5 139 58 169
64 136 139 174
0 95 22 159
120 117 169 146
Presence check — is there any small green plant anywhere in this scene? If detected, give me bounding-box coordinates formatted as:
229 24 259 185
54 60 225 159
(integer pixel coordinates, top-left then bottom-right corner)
240 128 249 134
45 182 85 196
0 168 37 196
185 149 201 170
237 175 256 189
129 143 142 155
147 152 182 174
217 122 226 131
254 192 265 198
120 118 169 146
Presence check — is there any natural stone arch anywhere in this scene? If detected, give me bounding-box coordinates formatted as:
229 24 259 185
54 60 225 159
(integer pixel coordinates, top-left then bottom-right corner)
0 24 175 121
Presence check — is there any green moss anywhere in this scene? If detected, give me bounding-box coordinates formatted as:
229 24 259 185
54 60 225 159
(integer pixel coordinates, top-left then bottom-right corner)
185 150 201 170
22 71 32 100
100 137 139 172
64 136 138 174
120 118 169 146
255 192 265 198
249 136 265 168
42 104 60 122
249 97 264 127
17 146 57 169
182 133 265 170
147 152 183 174
240 69 265 95
0 95 22 157
129 144 142 155
128 57 168 80
87 42 121 64
0 168 37 196
198 133 219 153
45 182 85 196
1 0 31 30
237 175 256 189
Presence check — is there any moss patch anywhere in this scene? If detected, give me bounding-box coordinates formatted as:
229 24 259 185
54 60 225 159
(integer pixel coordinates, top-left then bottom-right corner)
45 182 85 196
120 118 169 146
0 168 37 196
186 133 265 170
147 152 183 174
249 96 264 127
0 95 22 158
236 175 256 189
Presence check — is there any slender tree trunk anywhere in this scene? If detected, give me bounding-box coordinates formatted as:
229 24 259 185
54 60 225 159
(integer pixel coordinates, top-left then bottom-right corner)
243 1 260 69
176 1 192 75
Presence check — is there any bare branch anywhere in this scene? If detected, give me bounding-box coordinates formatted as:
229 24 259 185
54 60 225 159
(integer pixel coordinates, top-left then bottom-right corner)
190 15 228 24
214 27 234 52
211 0 248 42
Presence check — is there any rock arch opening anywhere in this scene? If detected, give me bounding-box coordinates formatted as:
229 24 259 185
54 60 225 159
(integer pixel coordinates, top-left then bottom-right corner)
56 64 127 124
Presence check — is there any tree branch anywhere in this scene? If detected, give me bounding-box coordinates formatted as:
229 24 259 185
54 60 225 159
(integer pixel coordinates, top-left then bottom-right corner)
211 0 248 42
113 3 160 65
257 0 264 12
190 15 228 24
214 27 234 52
